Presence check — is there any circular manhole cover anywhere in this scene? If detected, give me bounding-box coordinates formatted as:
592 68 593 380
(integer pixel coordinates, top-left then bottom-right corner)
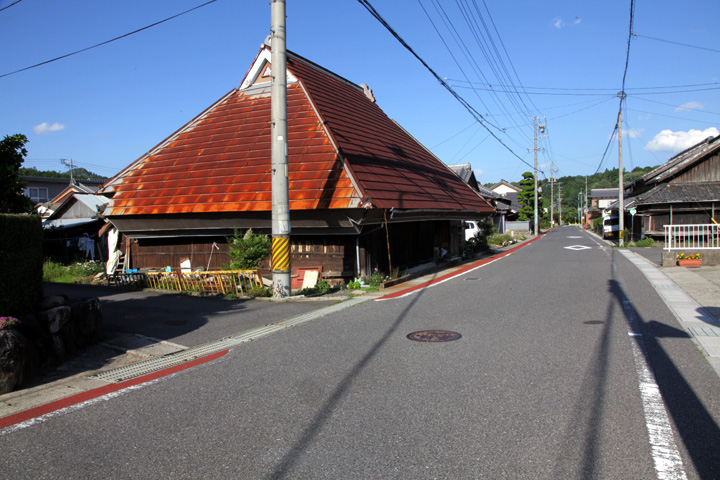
406 330 462 343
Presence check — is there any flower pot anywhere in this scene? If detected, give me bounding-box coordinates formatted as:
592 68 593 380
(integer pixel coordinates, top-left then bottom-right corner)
677 259 701 267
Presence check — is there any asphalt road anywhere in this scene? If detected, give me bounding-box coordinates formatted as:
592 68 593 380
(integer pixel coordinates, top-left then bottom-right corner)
2 226 719 479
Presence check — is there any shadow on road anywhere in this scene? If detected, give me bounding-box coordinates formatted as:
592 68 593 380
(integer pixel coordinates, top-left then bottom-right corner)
608 254 720 479
266 280 429 480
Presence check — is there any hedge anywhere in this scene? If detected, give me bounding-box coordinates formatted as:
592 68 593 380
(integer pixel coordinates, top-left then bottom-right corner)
0 214 43 316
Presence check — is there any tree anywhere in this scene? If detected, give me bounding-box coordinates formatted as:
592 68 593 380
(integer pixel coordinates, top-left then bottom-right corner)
0 134 34 213
517 171 541 221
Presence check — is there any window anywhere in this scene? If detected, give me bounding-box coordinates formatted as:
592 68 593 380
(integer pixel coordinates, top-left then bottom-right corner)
23 187 49 203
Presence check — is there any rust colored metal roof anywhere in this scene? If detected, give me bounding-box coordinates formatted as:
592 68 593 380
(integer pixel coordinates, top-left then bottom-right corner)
102 47 492 217
288 55 492 213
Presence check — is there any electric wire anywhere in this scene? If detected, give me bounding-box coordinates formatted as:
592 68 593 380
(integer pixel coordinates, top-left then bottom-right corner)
356 0 539 172
0 0 218 79
0 0 23 13
633 32 720 54
593 0 634 176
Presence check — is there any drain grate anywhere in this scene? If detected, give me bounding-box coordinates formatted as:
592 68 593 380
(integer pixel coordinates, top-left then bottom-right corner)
92 297 370 383
584 320 605 325
406 330 462 342
465 277 480 281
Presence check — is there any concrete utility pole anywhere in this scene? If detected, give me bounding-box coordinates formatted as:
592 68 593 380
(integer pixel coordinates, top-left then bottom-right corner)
270 0 291 297
617 92 626 246
549 162 557 226
530 117 545 236
584 176 588 230
558 184 563 225
578 190 582 225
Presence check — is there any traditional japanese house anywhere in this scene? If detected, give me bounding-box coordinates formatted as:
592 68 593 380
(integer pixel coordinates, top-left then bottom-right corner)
98 44 494 283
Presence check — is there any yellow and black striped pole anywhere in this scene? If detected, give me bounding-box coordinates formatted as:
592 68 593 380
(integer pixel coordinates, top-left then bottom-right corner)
272 235 291 275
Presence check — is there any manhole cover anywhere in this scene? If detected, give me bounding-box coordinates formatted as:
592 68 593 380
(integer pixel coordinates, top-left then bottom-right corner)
465 277 480 281
584 320 605 325
166 320 188 326
406 330 462 342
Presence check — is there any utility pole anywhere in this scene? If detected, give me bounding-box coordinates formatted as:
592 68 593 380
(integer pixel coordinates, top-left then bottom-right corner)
549 162 557 226
61 158 75 183
584 176 588 230
558 184 563 225
270 0 291 297
578 191 581 225
530 117 545 236
617 92 626 246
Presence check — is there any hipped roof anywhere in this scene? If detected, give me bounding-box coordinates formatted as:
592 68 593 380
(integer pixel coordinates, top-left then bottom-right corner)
101 46 493 218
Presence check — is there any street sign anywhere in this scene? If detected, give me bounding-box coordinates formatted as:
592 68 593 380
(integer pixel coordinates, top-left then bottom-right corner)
630 208 637 216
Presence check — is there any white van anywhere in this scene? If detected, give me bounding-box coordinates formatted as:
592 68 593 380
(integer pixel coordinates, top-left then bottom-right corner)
465 221 480 241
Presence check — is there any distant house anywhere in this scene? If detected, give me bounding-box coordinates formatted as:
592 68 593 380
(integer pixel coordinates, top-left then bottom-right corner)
42 193 110 262
620 134 720 237
588 188 618 210
490 179 520 196
98 45 494 282
448 163 480 192
22 176 105 218
490 180 520 223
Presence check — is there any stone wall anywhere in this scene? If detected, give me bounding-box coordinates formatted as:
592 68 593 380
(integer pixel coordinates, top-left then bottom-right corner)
0 296 102 394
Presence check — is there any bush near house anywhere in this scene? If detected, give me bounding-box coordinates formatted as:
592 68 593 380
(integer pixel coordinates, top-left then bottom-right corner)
224 229 271 270
0 214 43 316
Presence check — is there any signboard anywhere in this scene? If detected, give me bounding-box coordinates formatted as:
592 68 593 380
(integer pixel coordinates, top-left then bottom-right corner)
630 208 637 216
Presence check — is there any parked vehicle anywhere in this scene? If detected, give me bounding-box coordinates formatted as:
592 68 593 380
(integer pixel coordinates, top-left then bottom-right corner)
465 221 480 241
602 211 619 239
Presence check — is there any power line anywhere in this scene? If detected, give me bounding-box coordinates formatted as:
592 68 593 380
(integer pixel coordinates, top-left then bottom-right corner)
356 0 539 172
594 0 634 176
633 32 720 54
0 0 217 79
0 0 23 13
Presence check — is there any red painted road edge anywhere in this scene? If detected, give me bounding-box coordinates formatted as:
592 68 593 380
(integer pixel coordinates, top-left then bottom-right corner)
0 350 228 430
375 232 548 301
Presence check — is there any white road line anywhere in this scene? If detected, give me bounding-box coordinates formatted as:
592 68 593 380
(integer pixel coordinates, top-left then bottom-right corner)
611 250 688 479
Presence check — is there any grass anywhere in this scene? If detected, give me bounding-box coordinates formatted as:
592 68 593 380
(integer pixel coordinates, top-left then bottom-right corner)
43 260 104 283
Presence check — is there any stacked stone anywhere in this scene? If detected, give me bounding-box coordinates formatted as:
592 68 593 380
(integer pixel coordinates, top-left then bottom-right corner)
0 296 102 394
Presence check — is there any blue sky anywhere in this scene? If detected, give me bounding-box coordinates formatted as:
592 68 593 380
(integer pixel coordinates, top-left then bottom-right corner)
1 0 718 184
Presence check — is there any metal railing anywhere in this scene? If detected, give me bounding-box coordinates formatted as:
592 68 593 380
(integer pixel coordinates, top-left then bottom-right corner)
106 269 264 294
664 224 720 251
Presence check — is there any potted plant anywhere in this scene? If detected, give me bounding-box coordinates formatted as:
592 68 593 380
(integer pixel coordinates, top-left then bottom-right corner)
676 252 701 267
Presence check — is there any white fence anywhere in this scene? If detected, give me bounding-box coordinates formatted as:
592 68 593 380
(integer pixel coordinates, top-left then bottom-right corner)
663 224 720 251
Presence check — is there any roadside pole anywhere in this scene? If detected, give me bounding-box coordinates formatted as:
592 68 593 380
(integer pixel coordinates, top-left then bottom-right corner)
270 0 291 297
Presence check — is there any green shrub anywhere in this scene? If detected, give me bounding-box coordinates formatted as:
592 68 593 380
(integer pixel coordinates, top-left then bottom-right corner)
43 260 104 283
0 214 43 316
248 284 270 297
633 237 655 247
225 229 271 270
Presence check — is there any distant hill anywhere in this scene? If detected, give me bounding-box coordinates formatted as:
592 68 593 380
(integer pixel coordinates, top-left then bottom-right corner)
19 167 109 181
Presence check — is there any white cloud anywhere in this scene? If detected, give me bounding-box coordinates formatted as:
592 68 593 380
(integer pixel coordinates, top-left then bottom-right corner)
645 127 719 152
626 128 643 139
553 17 580 29
33 122 65 135
674 101 704 112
